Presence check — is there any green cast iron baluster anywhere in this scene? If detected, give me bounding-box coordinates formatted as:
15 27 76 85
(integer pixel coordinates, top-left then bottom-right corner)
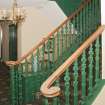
91 0 95 32
72 17 76 52
95 37 100 86
47 39 51 70
18 64 23 105
88 2 91 35
63 26 66 51
81 51 86 102
25 59 28 74
15 66 19 105
79 10 83 42
69 21 72 50
95 0 101 26
42 44 45 70
10 66 16 105
67 21 70 49
90 0 93 33
73 60 78 105
36 48 40 71
73 16 77 43
53 98 58 105
61 27 64 59
95 0 99 27
88 44 94 96
53 79 60 105
93 0 96 30
65 23 68 50
68 21 71 49
92 0 96 29
84 4 87 35
44 98 49 105
31 53 35 73
75 15 79 49
52 35 55 68
64 68 70 105
85 3 89 36
57 31 60 65
97 0 101 25
82 8 86 40
94 0 98 28
75 14 80 46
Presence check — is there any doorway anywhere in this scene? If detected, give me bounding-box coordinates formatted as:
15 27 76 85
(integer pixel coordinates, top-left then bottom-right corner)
0 23 17 61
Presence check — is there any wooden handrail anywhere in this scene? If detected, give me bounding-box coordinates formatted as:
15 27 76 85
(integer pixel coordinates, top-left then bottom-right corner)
6 0 91 66
40 25 105 97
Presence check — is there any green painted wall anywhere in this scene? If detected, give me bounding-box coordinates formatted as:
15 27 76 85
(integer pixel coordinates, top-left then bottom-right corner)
54 0 83 16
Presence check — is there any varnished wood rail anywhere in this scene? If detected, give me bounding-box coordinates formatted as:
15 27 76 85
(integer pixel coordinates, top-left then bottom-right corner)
40 25 105 97
6 0 91 66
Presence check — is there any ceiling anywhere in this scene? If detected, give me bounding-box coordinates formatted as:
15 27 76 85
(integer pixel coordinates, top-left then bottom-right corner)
0 0 49 8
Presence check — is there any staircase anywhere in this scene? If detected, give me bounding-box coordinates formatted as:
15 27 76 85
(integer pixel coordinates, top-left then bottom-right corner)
4 0 105 105
0 61 10 105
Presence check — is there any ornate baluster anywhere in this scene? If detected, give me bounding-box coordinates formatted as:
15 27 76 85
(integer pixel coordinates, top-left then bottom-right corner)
88 44 94 96
69 21 73 50
64 68 70 105
36 48 40 71
79 10 83 42
81 51 86 103
15 66 19 105
72 17 76 52
62 26 66 51
88 2 91 35
52 35 55 68
31 53 35 73
89 0 93 33
25 59 28 74
95 37 100 86
42 44 45 70
94 0 98 28
92 0 95 29
47 40 51 70
61 28 64 59
65 24 68 50
82 7 86 40
18 64 23 105
53 79 60 105
43 98 49 105
97 0 101 25
90 0 94 32
73 60 78 105
57 31 60 65
68 20 71 49
75 14 80 46
95 0 100 26
10 66 16 105
85 3 89 36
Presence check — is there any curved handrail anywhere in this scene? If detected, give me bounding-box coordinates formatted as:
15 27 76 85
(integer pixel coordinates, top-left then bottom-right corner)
40 25 105 97
6 0 91 66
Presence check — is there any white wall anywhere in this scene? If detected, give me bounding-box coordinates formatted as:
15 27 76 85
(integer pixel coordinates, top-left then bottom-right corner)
18 7 54 57
18 2 67 57
36 1 67 29
101 0 105 79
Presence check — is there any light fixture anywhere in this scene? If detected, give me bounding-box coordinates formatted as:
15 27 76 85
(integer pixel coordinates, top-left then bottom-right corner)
0 0 26 24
